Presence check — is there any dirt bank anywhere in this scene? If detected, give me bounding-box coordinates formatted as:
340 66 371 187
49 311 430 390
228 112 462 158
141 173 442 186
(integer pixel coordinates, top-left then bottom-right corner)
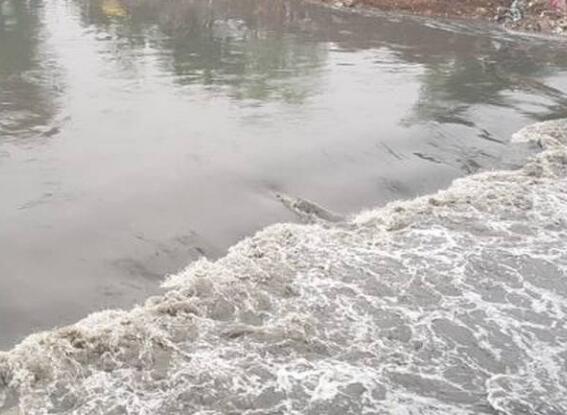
329 0 567 35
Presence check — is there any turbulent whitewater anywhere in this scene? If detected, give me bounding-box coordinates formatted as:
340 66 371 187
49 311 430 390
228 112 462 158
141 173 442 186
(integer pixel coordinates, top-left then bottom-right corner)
2 119 567 414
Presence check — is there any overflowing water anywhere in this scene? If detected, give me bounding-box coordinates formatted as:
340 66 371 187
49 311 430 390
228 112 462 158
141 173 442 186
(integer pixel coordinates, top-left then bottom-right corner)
2 0 567 348
2 0 567 413
1 118 567 414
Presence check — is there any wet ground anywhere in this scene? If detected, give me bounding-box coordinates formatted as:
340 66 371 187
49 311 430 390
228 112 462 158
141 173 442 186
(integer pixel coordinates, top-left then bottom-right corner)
325 0 510 19
1 0 567 349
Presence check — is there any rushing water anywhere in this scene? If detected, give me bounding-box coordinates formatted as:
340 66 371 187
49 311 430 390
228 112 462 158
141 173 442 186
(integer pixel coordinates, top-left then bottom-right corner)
2 118 567 415
1 0 567 413
2 0 567 350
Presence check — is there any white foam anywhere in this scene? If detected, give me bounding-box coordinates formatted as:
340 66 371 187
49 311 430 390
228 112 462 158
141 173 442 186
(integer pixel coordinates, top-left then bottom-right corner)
1 119 567 414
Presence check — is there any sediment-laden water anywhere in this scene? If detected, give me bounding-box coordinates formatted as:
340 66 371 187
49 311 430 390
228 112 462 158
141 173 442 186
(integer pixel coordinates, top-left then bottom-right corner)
1 119 566 414
2 0 567 349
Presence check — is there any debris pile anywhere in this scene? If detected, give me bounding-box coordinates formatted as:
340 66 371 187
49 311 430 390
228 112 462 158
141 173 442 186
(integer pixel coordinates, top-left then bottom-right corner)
502 0 567 34
329 0 567 35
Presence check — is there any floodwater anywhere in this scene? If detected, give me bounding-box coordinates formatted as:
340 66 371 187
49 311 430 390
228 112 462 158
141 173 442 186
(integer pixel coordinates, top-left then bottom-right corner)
2 1 567 414
0 0 566 350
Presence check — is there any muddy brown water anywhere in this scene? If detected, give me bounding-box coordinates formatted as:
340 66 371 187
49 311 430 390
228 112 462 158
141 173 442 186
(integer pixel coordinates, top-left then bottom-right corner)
1 0 567 349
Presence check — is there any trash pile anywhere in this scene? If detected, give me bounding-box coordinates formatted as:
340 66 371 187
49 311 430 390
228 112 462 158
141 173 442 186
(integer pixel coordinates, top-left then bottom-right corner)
500 0 567 34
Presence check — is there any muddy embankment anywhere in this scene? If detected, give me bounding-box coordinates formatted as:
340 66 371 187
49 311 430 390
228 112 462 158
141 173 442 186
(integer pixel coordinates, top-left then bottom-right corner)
327 0 567 35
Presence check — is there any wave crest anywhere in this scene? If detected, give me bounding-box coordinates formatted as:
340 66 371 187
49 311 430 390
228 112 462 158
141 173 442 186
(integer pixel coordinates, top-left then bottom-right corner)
2 119 567 415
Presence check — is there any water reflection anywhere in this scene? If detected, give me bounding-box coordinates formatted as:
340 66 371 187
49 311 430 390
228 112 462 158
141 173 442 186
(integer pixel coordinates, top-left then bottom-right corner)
0 0 59 142
406 38 567 129
74 0 567 123
75 0 328 102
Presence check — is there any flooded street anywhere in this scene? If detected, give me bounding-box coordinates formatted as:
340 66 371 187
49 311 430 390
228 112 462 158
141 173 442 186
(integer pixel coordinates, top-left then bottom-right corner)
1 0 567 350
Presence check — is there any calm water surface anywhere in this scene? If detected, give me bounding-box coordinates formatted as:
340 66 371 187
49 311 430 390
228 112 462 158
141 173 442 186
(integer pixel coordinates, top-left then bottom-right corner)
1 0 567 348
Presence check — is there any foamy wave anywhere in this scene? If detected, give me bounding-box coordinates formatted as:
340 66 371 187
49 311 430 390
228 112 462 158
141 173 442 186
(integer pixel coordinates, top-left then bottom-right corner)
1 119 567 414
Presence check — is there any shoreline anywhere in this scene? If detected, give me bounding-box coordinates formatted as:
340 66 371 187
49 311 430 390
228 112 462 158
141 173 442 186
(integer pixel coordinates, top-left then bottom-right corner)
325 0 567 36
